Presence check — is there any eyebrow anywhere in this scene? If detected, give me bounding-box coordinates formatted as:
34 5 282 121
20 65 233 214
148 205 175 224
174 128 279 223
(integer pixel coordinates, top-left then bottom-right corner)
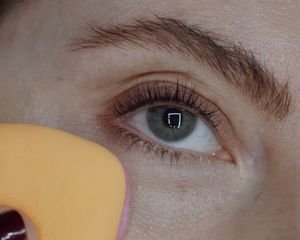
71 17 292 120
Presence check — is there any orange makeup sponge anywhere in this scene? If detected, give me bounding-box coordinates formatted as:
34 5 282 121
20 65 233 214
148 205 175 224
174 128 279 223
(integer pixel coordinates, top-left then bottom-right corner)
0 124 126 240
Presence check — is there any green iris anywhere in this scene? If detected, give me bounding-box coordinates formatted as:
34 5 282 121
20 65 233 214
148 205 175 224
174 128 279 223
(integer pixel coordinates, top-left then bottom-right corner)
147 106 197 142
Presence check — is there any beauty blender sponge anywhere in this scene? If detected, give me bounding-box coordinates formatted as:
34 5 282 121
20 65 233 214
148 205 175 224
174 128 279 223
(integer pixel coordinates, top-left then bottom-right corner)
0 124 126 240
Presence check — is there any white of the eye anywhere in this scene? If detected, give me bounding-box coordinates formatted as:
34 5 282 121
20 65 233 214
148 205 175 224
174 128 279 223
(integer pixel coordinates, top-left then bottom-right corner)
129 109 220 153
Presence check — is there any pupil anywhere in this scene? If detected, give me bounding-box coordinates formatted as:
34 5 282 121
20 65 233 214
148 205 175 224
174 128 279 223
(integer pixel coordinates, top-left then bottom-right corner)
147 106 197 142
164 108 182 129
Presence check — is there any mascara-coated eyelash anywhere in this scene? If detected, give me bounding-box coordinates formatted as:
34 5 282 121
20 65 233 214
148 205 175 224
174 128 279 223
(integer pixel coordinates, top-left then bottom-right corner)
110 80 221 129
100 80 227 162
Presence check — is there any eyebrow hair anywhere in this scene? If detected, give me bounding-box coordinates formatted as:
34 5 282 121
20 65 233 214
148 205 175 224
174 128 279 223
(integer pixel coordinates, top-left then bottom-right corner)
71 17 292 120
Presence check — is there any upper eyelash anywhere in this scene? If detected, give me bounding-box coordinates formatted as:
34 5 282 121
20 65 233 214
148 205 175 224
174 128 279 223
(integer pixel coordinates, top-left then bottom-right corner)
110 80 221 129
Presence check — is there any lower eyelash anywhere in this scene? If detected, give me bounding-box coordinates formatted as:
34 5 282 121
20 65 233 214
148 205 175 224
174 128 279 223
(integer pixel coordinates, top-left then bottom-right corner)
108 124 185 164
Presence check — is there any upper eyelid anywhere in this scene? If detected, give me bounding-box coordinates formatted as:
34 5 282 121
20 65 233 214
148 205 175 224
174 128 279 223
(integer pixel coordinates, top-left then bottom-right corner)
71 16 292 120
100 73 234 131
105 80 213 115
101 78 230 137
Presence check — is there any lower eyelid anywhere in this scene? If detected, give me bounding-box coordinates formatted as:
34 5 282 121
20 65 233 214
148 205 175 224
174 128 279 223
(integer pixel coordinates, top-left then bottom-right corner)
108 124 233 165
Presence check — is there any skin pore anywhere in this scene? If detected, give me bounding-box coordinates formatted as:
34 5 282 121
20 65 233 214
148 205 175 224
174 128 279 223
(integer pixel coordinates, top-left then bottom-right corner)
0 0 300 239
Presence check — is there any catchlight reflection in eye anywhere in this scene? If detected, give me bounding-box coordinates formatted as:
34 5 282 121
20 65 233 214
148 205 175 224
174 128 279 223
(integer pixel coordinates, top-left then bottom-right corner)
129 105 221 154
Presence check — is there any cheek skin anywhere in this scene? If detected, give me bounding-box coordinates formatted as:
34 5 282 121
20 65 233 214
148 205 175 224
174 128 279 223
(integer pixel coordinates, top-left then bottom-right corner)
100 142 265 239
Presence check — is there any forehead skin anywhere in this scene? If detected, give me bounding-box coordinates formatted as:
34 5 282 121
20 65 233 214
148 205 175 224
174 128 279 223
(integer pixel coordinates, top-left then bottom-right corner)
1 0 300 239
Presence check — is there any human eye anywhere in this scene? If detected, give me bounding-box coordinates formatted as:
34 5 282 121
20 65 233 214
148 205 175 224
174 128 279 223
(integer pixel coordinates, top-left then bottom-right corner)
130 104 219 154
101 78 232 163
